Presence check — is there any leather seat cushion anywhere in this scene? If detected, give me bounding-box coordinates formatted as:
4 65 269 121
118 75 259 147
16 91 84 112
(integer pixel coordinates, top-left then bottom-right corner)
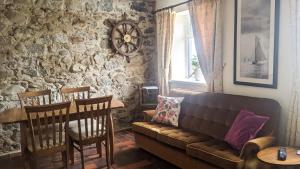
132 122 175 138
187 139 244 169
156 128 211 150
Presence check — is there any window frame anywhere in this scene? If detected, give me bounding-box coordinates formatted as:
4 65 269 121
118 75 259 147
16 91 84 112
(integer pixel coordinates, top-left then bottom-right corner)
169 7 207 92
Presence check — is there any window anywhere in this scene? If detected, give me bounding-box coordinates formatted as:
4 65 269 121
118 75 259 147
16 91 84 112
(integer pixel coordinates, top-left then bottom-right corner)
171 10 206 86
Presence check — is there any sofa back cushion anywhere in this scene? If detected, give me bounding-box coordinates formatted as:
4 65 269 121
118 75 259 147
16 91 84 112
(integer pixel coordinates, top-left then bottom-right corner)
178 93 280 140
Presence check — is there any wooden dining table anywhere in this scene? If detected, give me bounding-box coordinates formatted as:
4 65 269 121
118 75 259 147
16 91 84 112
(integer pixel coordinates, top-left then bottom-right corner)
0 99 124 167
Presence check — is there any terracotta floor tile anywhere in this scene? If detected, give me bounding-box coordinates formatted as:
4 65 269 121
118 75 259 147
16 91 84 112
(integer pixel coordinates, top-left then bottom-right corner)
0 130 179 169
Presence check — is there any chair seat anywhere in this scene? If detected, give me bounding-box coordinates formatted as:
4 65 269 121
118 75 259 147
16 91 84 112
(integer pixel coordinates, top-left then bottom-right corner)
68 119 106 141
156 128 211 150
27 132 66 152
186 139 244 169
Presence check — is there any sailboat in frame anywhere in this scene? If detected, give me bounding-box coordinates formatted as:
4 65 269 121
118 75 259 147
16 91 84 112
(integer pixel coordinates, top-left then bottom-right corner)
252 36 267 65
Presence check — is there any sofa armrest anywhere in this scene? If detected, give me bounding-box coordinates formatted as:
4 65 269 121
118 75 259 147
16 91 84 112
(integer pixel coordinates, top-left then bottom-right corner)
143 110 156 121
240 136 275 159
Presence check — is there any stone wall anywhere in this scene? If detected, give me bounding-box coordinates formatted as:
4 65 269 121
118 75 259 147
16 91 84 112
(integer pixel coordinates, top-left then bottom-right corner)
0 0 156 154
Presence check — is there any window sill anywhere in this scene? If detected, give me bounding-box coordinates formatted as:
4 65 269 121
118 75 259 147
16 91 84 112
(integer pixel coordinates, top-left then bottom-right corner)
170 79 204 84
169 80 207 93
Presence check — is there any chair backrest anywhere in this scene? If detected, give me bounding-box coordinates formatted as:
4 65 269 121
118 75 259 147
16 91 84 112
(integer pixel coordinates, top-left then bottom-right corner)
18 90 52 108
75 96 112 142
61 86 90 102
24 102 71 153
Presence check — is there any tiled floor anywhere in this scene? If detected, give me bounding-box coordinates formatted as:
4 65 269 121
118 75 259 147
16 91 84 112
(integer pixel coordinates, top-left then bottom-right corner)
0 130 179 169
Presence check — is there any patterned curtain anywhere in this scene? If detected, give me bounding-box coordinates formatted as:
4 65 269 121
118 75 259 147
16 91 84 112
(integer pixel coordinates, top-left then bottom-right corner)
188 0 224 92
156 9 176 96
286 0 300 146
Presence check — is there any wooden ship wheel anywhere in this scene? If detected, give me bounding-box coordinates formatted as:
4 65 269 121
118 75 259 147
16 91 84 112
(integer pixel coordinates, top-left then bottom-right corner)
108 13 143 63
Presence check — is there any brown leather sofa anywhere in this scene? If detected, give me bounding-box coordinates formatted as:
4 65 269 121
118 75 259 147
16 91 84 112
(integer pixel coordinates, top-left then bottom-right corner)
132 92 281 169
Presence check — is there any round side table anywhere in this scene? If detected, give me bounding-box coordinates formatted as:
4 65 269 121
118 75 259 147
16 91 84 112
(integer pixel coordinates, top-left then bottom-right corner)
257 147 300 169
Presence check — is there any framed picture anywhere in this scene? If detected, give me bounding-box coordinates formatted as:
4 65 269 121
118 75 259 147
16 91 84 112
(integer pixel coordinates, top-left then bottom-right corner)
234 0 280 88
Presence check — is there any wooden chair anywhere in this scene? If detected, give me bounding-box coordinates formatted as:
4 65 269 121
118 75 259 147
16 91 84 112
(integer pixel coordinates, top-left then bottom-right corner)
24 102 71 169
68 96 113 169
18 90 52 108
60 86 90 102
60 86 103 160
18 90 52 169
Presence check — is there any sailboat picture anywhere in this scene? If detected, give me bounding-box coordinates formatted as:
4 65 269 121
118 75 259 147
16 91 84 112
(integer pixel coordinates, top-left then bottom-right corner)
234 0 279 88
252 36 267 65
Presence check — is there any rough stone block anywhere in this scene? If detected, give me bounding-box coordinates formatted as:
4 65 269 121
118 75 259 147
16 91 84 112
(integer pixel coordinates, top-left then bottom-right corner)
70 63 86 73
99 0 113 12
1 85 25 96
131 1 147 12
4 9 28 25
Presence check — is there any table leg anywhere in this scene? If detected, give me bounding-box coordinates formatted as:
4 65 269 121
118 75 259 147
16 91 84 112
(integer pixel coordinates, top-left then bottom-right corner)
20 122 28 169
108 114 114 164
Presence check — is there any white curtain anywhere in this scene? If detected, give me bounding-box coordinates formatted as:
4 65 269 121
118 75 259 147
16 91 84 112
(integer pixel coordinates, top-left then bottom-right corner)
286 0 300 146
189 0 224 92
156 9 176 96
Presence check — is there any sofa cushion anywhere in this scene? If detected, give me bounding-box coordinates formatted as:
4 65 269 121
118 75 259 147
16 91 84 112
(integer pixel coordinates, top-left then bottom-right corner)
187 139 244 169
156 128 211 150
132 122 174 138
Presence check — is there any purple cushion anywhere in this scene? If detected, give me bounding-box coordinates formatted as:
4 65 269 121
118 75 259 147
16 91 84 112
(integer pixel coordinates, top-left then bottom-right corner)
224 109 270 150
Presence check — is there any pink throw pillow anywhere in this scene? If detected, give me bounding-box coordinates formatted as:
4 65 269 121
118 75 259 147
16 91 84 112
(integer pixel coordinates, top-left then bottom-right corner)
152 95 184 127
224 109 270 150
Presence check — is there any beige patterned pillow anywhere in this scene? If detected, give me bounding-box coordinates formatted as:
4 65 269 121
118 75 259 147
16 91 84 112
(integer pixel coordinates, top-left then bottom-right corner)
152 95 184 127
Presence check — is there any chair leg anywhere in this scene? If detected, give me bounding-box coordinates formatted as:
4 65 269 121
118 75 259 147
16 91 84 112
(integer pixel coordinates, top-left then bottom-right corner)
28 155 32 169
23 150 29 169
20 123 29 169
66 151 70 169
62 151 70 169
79 145 85 169
96 141 102 158
105 137 110 169
69 139 75 165
30 155 38 169
62 151 66 162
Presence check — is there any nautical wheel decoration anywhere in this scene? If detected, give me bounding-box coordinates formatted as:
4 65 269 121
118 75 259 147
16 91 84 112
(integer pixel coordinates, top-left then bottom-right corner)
107 13 143 63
